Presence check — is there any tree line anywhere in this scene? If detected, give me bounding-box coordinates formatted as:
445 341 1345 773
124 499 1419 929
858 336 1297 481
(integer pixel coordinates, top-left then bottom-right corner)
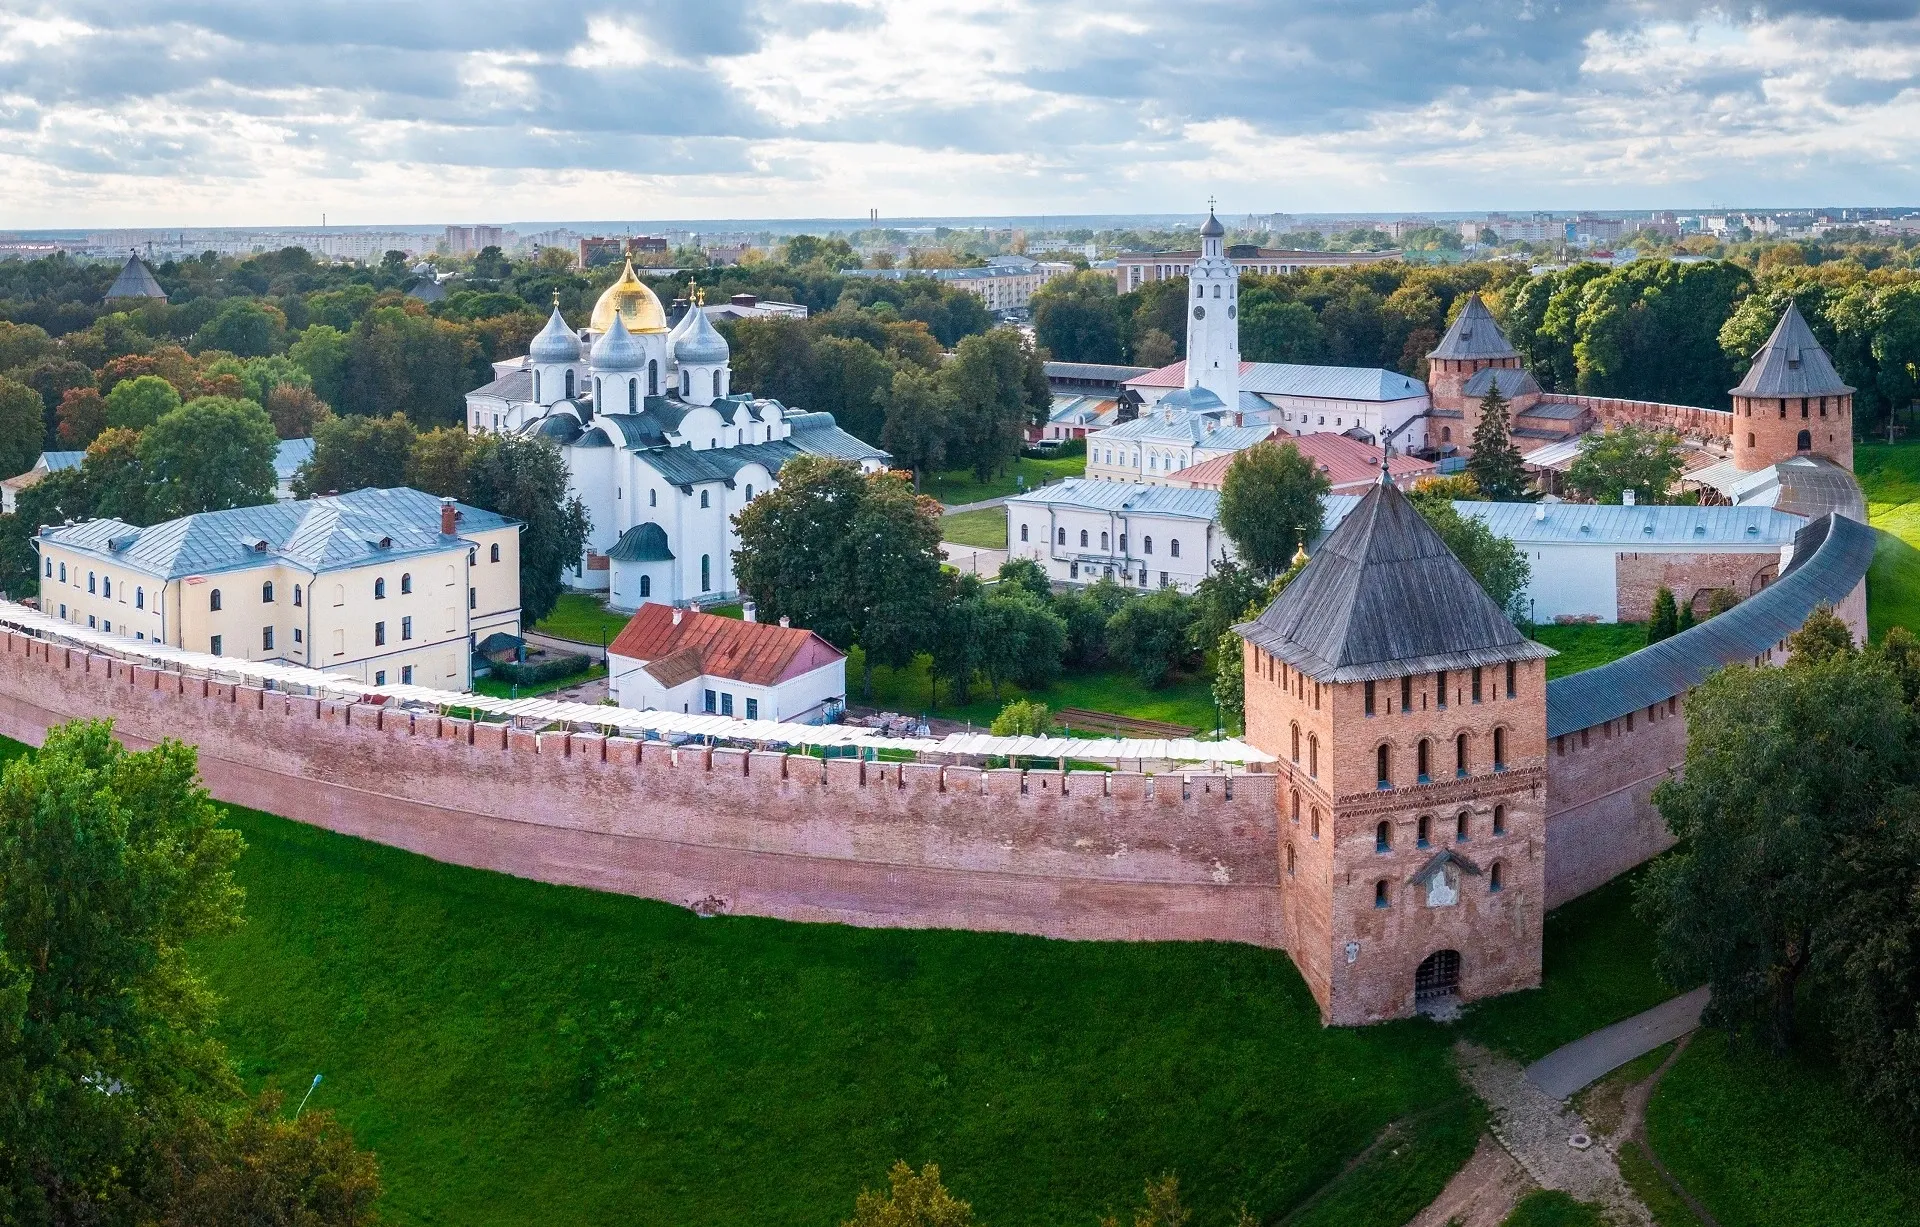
1032 253 1920 430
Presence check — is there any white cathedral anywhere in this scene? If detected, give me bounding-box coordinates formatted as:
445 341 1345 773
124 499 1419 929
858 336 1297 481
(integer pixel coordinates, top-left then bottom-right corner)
465 261 889 609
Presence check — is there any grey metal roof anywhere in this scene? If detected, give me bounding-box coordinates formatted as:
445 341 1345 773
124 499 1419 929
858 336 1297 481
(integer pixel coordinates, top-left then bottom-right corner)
39 487 518 580
39 450 85 473
529 304 583 364
1006 477 1221 520
1515 399 1586 421
674 306 730 365
1238 363 1428 402
786 412 889 462
471 368 533 401
1429 294 1518 361
1200 210 1226 238
1731 302 1852 399
1238 476 1553 683
1689 455 1865 522
1100 409 1251 448
1316 493 1803 547
1046 361 1152 384
407 278 446 303
1464 366 1542 400
590 312 645 372
274 438 315 482
105 253 166 301
1153 386 1229 414
607 521 674 562
1545 513 1876 737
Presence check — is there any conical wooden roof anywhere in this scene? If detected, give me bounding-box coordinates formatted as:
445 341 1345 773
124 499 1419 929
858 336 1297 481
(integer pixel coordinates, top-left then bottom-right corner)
105 253 166 301
1237 475 1552 682
1730 302 1852 398
1427 293 1517 361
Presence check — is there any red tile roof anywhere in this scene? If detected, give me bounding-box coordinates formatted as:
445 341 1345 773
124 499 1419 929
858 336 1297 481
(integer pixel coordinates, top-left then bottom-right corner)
608 603 845 686
1165 430 1436 492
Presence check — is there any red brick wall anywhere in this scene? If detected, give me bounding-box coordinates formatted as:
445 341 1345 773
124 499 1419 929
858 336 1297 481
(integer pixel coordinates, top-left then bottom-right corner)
1542 701 1689 906
1613 550 1782 622
0 635 1284 948
1561 394 1734 445
1731 394 1855 473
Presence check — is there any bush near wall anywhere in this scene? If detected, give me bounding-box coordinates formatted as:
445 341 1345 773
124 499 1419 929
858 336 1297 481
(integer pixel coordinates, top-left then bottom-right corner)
487 652 590 685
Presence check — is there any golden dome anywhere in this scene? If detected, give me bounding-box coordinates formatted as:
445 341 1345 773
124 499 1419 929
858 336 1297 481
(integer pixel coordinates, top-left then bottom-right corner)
589 259 668 334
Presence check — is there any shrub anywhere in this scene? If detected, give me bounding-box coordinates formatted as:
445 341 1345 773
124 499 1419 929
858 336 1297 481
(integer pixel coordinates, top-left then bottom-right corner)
990 699 1051 737
487 652 590 685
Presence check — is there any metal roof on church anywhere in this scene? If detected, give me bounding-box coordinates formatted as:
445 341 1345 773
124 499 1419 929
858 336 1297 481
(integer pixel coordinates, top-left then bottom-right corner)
1133 361 1427 402
1239 476 1553 683
1545 513 1876 737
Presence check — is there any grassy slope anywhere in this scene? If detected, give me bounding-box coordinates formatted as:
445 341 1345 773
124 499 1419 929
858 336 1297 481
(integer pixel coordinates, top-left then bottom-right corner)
939 507 1008 549
1648 1030 1920 1227
1531 623 1649 681
920 454 1084 507
1458 869 1673 1063
194 803 1469 1227
1856 443 1920 639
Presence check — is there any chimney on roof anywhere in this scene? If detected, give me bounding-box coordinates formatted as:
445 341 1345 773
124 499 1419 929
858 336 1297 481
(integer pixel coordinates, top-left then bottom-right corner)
1623 489 1637 507
672 606 684 625
440 497 457 536
779 615 790 628
742 600 757 623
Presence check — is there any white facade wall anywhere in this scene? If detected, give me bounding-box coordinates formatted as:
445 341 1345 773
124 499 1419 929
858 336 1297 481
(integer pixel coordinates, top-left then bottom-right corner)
609 656 845 723
1004 505 1224 591
1259 393 1431 448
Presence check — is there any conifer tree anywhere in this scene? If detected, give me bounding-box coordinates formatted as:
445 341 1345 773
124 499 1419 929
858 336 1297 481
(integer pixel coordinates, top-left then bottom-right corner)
1648 586 1679 643
1465 383 1529 500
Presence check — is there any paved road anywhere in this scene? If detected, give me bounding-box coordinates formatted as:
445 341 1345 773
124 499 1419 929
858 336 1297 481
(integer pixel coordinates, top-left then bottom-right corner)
940 541 1008 576
523 628 607 663
1524 985 1710 1100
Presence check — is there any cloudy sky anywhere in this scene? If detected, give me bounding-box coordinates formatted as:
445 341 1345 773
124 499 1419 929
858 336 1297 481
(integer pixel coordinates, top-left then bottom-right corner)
1 1 1918 227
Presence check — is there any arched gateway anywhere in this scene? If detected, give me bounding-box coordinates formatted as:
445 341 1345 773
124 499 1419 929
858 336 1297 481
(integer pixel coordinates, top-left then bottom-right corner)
1415 949 1461 1005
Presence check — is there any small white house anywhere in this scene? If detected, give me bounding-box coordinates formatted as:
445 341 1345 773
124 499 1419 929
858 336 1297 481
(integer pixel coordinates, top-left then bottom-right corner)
607 602 846 723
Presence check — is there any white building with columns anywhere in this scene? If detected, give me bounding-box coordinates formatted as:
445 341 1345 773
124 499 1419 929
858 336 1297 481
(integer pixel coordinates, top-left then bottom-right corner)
465 262 888 609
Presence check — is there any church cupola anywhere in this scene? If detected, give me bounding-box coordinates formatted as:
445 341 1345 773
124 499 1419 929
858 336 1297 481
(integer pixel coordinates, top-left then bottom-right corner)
590 312 648 414
1184 203 1241 411
528 297 583 406
674 299 731 406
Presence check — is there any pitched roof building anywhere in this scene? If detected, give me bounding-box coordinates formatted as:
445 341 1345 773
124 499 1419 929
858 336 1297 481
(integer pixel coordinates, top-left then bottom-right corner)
105 253 167 301
608 602 846 724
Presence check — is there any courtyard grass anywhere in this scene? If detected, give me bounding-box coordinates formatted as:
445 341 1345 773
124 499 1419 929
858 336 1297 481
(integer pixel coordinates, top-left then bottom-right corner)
1853 441 1920 638
1647 1028 1920 1227
1458 868 1675 1063
920 453 1084 507
188 801 1474 1227
939 507 1009 550
1530 622 1649 680
531 592 632 646
472 661 606 700
847 647 1221 732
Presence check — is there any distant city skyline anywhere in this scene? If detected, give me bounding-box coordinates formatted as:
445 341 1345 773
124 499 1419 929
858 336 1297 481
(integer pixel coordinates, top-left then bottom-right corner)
2 2 1918 228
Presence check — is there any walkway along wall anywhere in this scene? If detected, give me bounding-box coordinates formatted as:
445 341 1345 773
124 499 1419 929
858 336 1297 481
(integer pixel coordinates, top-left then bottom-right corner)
0 632 1284 948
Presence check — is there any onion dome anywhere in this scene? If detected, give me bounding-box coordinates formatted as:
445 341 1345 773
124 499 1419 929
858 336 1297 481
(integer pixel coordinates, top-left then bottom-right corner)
590 258 668 334
675 306 729 366
590 312 645 372
528 302 582 363
1200 209 1225 238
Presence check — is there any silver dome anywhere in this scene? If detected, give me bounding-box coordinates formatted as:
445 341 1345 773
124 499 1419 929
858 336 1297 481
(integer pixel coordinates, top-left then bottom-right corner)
529 304 583 364
589 312 645 373
674 306 729 366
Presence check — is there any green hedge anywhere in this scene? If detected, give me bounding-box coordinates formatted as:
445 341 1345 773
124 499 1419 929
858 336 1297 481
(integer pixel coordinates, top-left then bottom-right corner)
487 652 591 685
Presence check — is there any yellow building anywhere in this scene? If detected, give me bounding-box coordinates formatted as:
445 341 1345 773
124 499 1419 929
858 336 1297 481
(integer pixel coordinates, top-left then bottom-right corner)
34 488 521 689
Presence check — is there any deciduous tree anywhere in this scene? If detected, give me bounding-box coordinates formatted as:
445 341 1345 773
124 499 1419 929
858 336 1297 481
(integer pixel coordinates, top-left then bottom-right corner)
879 367 950 481
1218 441 1329 578
941 328 1048 482
0 376 41 478
843 1161 974 1227
464 433 591 626
1105 586 1195 687
54 386 108 448
104 373 183 432
296 412 418 497
138 396 279 518
1564 425 1684 505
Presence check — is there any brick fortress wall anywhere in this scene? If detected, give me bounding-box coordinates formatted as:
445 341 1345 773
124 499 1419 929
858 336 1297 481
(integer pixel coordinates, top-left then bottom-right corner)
1613 550 1781 621
0 633 1285 948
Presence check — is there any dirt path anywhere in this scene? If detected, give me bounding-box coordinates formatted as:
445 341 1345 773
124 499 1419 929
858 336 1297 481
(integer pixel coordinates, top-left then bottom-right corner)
1615 1036 1723 1227
1453 1041 1654 1225
1404 1132 1532 1227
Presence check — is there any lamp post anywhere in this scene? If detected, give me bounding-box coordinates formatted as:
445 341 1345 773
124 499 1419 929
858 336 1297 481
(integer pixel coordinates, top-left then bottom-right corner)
294 1073 323 1119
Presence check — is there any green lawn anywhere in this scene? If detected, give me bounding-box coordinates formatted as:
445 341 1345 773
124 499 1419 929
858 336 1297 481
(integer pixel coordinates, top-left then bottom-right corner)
920 454 1084 508
847 648 1221 732
1531 622 1649 680
532 592 632 646
1500 1191 1607 1227
192 803 1473 1227
940 507 1008 550
1856 443 1920 639
1647 1029 1920 1227
1459 868 1675 1063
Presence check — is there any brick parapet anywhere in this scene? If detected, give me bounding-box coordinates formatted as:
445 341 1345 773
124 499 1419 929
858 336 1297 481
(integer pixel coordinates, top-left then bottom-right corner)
0 636 1284 948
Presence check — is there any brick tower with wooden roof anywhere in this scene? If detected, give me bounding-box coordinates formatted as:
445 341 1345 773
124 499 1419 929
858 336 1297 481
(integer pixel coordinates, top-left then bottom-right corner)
1730 302 1854 473
1425 293 1529 445
1237 471 1554 1024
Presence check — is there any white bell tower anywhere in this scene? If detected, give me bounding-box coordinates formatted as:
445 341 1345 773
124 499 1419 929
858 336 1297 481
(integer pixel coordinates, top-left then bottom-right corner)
1184 201 1241 411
